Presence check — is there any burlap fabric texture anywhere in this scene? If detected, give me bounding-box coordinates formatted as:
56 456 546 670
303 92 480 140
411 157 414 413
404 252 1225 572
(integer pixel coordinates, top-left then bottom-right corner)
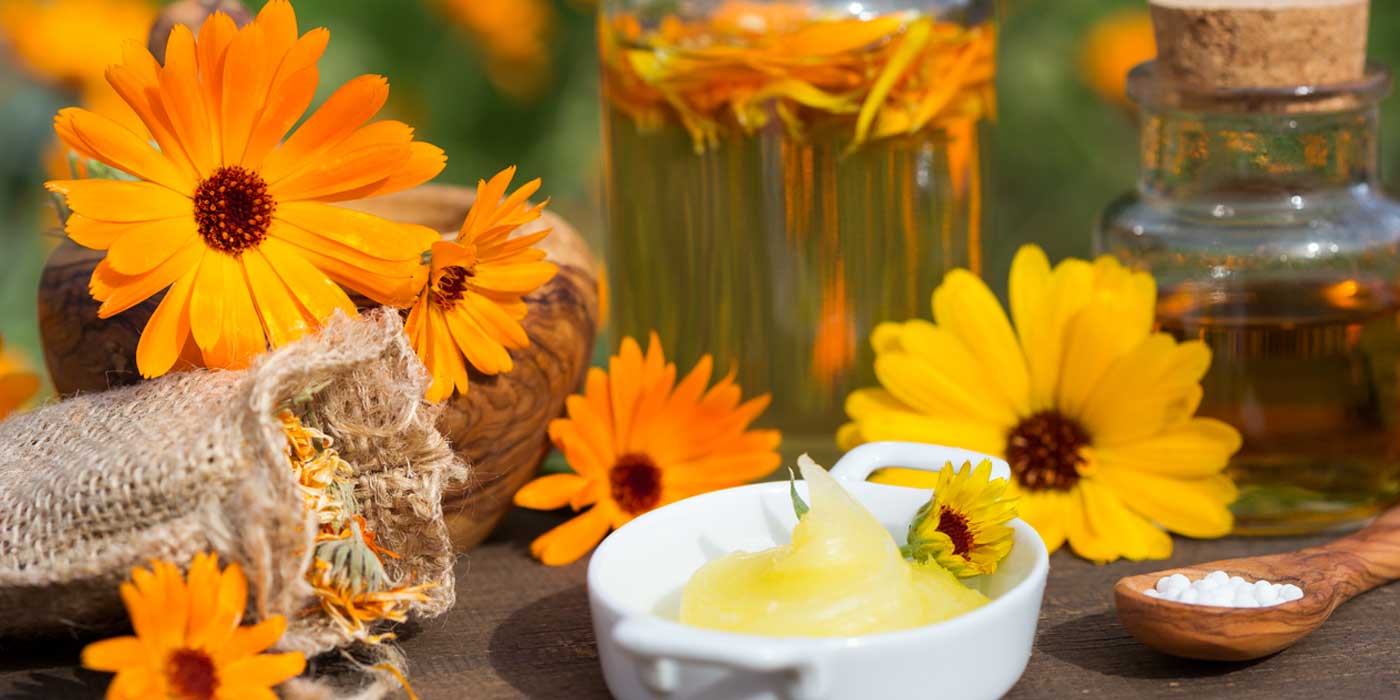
0 308 469 699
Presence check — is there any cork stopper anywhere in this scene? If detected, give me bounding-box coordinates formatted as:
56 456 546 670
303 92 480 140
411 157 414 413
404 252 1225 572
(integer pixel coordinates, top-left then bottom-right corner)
1150 0 1369 90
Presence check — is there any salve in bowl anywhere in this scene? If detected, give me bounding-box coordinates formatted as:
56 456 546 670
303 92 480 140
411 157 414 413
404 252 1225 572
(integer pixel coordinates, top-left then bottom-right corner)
588 441 1050 700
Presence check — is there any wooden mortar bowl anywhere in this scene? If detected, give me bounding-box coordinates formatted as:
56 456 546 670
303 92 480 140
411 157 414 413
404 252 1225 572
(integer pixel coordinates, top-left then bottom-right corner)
37 184 599 551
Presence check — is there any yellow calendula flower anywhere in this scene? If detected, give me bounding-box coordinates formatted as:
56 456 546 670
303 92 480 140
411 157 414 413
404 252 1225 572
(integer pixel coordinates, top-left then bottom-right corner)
44 0 446 379
844 245 1242 563
81 553 305 700
0 336 41 420
904 459 1017 577
515 334 782 566
405 167 559 402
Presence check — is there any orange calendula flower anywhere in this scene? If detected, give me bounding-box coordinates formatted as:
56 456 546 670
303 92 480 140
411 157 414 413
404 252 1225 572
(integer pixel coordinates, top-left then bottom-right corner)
44 0 446 378
437 0 556 101
405 167 559 402
81 552 305 700
0 336 41 420
1079 9 1156 108
515 334 782 565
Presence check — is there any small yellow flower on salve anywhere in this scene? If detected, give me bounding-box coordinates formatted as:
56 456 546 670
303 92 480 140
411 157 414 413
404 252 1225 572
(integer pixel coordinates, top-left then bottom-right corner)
44 0 447 379
81 553 305 700
844 245 1242 563
905 459 1017 578
514 334 782 566
1079 9 1156 108
404 167 559 402
0 337 41 420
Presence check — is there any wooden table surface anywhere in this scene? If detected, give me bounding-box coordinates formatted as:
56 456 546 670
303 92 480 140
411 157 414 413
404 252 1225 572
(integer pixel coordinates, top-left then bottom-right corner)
3 508 1398 699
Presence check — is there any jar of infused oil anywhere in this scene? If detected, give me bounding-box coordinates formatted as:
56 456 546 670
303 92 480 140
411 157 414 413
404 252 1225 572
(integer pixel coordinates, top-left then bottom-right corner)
1097 58 1400 534
600 0 995 462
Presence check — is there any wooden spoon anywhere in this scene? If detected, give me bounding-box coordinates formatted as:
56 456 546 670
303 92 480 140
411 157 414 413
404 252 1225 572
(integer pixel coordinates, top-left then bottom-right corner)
1114 506 1400 661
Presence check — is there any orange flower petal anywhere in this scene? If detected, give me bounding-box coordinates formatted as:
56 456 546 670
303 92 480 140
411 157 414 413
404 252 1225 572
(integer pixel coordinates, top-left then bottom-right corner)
515 473 589 510
57 107 192 193
443 303 513 375
258 237 357 322
274 201 436 260
262 74 390 182
219 651 306 689
529 507 612 566
187 251 228 353
80 635 145 672
242 249 317 347
105 217 198 276
45 179 191 222
136 261 198 378
212 616 287 665
96 240 202 319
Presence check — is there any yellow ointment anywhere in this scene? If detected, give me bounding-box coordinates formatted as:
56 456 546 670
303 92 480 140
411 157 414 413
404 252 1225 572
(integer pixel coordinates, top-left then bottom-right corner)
679 458 987 637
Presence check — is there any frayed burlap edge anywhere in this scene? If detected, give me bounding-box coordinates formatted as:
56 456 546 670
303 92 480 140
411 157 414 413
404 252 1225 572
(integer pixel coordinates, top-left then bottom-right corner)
0 308 469 700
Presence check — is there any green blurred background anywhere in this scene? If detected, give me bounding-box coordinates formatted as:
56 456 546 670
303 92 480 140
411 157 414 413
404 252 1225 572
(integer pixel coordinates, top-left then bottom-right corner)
2 0 1399 398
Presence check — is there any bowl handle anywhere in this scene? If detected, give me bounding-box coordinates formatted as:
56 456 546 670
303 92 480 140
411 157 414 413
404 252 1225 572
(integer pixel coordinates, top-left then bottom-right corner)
829 441 1010 484
614 616 829 700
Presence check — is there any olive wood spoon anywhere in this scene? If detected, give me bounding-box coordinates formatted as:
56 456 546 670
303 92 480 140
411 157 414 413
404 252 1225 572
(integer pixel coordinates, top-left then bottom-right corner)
1114 505 1400 661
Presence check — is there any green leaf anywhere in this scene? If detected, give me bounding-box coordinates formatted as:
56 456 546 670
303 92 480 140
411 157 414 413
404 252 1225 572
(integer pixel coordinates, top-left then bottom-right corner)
788 467 809 520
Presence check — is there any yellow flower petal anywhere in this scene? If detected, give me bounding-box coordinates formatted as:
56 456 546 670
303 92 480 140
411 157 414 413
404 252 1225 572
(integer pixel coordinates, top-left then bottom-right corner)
1008 245 1094 412
1096 468 1236 538
932 269 1031 417
1070 479 1172 562
1093 417 1241 478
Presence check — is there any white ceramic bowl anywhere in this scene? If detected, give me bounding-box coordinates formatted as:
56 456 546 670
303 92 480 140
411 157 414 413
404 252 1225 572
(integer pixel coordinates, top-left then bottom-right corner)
588 442 1050 700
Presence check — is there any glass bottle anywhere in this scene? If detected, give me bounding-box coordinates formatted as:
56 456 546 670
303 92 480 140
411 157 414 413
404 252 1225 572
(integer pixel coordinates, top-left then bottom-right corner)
599 0 996 463
1097 62 1400 534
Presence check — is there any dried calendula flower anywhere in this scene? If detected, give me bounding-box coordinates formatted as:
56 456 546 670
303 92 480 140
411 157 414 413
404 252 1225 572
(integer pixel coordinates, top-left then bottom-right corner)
279 410 435 645
600 4 995 153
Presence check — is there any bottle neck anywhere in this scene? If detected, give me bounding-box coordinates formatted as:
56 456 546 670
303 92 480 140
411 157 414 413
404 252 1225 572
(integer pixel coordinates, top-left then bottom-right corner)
1137 105 1381 204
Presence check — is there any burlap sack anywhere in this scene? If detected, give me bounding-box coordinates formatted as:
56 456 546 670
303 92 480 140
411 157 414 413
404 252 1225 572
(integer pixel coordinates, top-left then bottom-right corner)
0 308 468 698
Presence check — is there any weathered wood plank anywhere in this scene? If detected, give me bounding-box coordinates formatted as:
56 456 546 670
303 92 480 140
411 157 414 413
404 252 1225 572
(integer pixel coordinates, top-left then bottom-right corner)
3 509 1398 699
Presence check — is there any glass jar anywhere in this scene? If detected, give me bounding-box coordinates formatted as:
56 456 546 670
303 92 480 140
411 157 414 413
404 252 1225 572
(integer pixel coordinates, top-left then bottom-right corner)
599 0 997 463
1097 63 1400 534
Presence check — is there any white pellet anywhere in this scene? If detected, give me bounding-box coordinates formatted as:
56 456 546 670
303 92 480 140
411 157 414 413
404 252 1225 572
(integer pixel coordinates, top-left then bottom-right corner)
1146 571 1303 608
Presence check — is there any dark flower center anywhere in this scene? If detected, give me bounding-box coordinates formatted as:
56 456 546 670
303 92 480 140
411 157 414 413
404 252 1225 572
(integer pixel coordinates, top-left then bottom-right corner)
1005 410 1089 492
609 453 662 515
193 165 275 256
166 648 218 700
432 265 474 308
936 508 975 557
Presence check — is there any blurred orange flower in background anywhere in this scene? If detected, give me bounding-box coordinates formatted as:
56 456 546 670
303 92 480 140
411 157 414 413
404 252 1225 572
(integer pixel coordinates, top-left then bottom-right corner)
437 0 557 102
45 0 446 378
1079 9 1156 108
0 336 40 421
0 0 155 95
1 0 156 178
515 334 782 565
